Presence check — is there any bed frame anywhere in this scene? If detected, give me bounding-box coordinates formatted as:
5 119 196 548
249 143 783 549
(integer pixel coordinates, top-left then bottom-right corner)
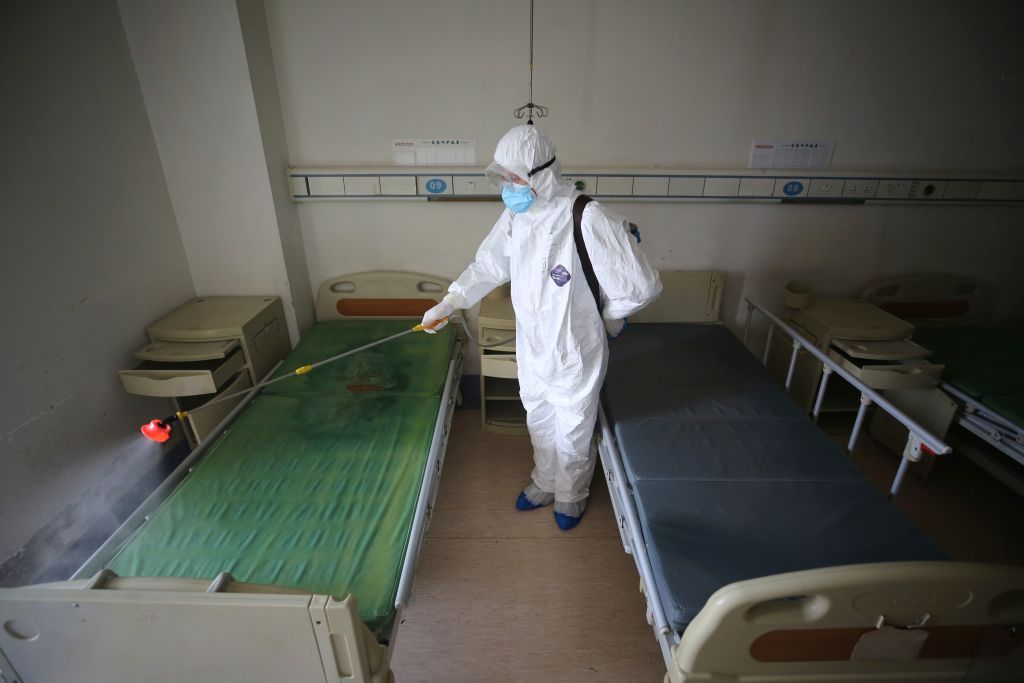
0 272 464 683
743 297 951 497
862 275 1024 483
862 274 987 327
596 272 1024 681
666 562 1024 682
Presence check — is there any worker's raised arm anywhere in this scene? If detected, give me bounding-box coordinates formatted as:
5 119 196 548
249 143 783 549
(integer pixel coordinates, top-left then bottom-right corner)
448 210 514 308
421 211 513 333
580 202 662 320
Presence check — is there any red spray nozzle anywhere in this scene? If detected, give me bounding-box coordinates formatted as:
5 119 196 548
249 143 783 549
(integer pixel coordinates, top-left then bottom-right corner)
141 419 172 443
141 413 182 443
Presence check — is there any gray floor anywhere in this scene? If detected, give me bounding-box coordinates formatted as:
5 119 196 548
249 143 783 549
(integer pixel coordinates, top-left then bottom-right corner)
847 425 1024 566
390 411 666 682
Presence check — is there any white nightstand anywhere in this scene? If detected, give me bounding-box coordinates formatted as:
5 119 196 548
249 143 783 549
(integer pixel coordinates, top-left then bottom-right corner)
119 296 291 446
478 291 527 434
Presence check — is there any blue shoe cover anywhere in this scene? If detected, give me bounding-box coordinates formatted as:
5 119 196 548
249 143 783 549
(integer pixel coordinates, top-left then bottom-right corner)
554 510 584 531
516 484 554 511
516 491 545 511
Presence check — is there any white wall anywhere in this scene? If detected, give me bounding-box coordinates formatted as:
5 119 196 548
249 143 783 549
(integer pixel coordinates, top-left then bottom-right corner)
118 0 312 343
237 0 315 336
0 1 195 564
264 0 1024 369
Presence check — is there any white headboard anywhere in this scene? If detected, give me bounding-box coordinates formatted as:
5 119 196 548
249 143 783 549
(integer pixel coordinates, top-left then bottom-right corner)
861 274 986 327
631 271 725 323
315 271 450 321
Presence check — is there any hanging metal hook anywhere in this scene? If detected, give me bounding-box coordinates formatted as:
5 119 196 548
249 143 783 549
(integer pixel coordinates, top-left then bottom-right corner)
513 0 548 123
513 102 549 124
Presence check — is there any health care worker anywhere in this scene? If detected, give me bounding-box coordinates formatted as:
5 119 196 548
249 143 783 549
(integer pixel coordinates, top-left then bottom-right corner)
421 125 661 530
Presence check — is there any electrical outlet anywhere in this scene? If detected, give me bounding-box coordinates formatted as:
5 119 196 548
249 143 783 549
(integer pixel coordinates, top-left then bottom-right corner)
877 180 912 199
842 179 878 198
808 178 843 198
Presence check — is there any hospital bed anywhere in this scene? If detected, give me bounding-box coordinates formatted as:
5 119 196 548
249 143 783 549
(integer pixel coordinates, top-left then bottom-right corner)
0 271 464 683
598 272 1024 682
863 275 1024 484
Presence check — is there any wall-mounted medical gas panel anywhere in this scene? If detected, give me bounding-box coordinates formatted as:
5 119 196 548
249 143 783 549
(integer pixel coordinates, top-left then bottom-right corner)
288 166 1024 205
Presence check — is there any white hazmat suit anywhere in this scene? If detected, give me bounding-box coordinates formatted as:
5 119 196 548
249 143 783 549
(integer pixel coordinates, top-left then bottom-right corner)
423 125 662 528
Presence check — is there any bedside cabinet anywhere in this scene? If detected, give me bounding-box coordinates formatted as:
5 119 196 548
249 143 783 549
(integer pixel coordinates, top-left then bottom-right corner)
119 296 291 446
478 292 527 434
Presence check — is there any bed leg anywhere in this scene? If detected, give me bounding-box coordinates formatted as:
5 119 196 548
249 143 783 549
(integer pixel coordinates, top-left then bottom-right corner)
847 393 872 453
890 456 911 499
889 433 924 498
813 367 832 423
784 340 800 391
762 324 774 366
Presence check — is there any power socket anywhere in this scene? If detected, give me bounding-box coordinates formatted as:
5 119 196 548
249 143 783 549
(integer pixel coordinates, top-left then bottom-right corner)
842 179 879 199
877 180 912 199
808 178 843 198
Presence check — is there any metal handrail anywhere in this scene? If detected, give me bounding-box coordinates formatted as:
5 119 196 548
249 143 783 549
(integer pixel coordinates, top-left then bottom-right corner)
394 342 463 610
598 403 673 637
744 299 951 497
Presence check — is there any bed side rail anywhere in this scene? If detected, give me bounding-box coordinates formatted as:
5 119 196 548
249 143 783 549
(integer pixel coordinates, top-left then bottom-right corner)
0 573 390 683
394 341 463 610
743 298 951 497
667 561 1024 683
596 404 676 663
943 382 1024 468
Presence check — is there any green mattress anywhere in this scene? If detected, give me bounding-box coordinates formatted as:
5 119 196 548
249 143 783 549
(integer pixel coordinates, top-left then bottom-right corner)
108 320 456 630
914 325 1024 424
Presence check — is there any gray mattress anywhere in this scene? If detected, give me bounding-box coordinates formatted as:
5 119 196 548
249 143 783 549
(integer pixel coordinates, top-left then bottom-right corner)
603 323 944 632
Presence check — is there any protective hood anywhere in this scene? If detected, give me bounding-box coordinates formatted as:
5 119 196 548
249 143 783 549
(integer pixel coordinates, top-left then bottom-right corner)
493 125 567 202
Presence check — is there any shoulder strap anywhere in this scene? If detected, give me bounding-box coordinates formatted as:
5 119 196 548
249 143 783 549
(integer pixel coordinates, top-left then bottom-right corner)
572 194 602 314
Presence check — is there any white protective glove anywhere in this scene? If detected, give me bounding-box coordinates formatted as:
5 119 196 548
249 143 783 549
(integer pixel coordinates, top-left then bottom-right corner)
420 298 455 334
604 317 628 340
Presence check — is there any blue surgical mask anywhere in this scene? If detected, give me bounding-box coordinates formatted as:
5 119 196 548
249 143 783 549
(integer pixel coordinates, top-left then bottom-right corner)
502 183 535 212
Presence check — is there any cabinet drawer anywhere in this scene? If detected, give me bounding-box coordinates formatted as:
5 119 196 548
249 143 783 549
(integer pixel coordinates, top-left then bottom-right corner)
832 337 930 361
827 349 943 391
480 327 516 352
481 355 518 379
182 371 253 443
135 338 239 362
120 349 245 397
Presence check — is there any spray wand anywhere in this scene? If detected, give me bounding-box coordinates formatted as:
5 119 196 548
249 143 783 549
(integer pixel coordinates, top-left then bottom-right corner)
141 316 451 443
